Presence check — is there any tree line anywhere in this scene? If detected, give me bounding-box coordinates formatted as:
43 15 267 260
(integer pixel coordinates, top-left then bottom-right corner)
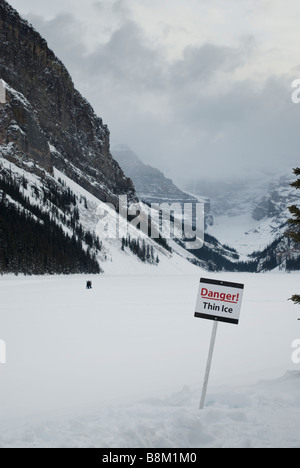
0 168 101 275
121 236 160 264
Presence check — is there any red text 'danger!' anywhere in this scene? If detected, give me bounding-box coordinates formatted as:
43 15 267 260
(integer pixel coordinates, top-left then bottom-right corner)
201 288 240 304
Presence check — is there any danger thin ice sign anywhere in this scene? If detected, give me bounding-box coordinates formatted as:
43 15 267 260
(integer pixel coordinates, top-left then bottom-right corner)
195 278 244 325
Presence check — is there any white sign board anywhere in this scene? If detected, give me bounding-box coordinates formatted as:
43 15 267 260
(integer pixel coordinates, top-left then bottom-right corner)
195 278 244 325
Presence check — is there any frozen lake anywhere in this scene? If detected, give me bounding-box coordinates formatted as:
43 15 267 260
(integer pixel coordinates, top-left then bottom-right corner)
0 272 299 426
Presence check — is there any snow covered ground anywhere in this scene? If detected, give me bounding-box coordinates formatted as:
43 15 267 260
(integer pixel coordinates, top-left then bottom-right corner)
0 271 300 448
1 372 299 448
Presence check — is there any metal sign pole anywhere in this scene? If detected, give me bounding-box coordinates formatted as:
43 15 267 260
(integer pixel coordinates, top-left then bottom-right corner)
200 321 218 410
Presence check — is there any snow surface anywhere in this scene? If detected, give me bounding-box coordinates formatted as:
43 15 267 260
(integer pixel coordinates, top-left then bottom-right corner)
1 373 300 448
0 272 300 448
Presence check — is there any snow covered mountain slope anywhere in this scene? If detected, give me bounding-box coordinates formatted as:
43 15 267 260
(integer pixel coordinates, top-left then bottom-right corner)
183 172 300 271
0 0 189 274
0 153 195 275
0 0 136 207
53 167 199 275
0 0 218 275
113 143 300 272
208 175 293 252
188 174 296 256
0 157 103 274
0 0 297 274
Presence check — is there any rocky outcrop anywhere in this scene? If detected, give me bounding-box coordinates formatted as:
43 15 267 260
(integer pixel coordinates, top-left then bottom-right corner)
113 144 213 228
112 145 198 204
0 82 52 173
251 182 295 222
0 0 136 206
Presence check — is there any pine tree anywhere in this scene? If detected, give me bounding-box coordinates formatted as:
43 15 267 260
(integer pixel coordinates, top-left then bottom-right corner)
287 168 300 309
151 246 154 262
146 245 150 262
142 239 146 262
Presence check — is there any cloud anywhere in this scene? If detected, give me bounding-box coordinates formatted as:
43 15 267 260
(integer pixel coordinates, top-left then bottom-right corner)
92 0 130 19
170 43 246 86
27 13 87 68
86 20 165 92
20 3 300 182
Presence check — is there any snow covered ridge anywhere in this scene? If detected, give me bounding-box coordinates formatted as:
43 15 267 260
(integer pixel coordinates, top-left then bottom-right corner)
0 160 102 274
1 155 297 274
53 168 197 272
0 156 199 275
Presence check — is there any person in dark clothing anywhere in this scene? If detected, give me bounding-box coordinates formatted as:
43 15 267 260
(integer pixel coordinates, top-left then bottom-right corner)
86 281 92 289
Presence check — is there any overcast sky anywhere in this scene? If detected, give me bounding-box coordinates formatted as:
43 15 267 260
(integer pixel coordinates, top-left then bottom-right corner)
7 0 300 182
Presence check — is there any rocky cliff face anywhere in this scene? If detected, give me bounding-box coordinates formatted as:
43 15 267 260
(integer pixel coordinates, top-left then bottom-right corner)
112 144 214 231
0 0 136 206
112 145 199 205
251 176 297 222
0 81 52 173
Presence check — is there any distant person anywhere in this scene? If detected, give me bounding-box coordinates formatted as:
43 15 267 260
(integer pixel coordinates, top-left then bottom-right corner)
86 281 92 290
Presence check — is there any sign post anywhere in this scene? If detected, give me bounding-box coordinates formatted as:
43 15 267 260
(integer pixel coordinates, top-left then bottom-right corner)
195 278 244 410
199 321 218 410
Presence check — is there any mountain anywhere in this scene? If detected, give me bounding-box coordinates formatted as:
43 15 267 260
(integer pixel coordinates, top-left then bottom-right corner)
183 176 271 219
112 145 266 271
112 144 214 230
0 0 177 275
203 174 296 253
0 0 136 207
184 173 300 271
112 144 201 205
0 0 297 275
